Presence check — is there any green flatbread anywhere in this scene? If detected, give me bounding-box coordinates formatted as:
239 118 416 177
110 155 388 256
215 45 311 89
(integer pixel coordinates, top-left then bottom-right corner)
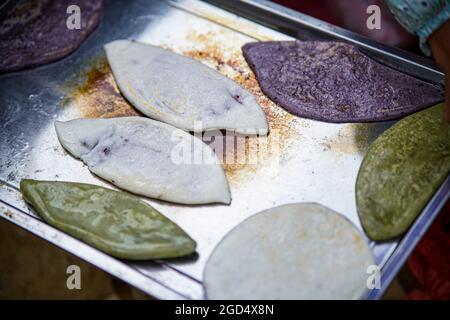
20 179 196 260
356 104 450 240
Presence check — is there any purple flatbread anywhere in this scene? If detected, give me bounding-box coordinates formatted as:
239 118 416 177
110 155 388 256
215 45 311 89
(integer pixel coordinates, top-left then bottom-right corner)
0 0 102 73
242 41 444 122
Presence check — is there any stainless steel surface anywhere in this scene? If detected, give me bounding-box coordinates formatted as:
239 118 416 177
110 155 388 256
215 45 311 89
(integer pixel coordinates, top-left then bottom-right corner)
206 0 444 84
0 0 447 299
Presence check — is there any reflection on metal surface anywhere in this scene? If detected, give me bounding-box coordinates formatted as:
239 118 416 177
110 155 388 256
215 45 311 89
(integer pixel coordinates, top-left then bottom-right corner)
205 0 444 83
0 0 447 299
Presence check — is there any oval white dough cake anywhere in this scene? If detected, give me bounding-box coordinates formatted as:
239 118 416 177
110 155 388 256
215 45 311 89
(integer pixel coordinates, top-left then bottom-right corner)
104 40 268 134
55 117 231 205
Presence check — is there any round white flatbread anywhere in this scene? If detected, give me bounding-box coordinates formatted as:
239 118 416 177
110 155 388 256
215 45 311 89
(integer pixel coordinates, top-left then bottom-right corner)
204 203 374 299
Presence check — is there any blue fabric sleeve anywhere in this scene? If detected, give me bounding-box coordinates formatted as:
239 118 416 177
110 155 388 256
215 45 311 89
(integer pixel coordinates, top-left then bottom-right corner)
385 0 450 56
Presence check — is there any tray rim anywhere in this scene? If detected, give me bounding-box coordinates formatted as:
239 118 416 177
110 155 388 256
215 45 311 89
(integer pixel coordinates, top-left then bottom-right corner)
205 0 444 84
0 0 448 300
204 0 449 299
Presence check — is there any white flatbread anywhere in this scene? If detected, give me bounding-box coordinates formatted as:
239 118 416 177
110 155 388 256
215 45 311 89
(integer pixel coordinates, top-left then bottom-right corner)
204 203 374 299
55 117 231 204
104 40 268 135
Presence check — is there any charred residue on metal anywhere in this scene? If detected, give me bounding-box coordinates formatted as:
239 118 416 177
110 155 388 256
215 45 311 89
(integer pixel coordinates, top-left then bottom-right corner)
63 58 141 119
62 27 300 184
179 30 300 182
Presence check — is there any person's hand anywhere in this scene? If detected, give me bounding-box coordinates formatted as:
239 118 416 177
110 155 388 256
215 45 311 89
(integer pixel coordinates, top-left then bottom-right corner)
429 19 450 122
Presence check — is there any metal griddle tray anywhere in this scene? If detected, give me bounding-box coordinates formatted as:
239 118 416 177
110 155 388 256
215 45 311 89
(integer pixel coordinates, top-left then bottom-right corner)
0 0 448 299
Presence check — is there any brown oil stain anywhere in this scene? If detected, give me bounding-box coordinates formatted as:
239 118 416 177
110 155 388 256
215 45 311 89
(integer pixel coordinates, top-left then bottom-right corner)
320 123 376 156
64 29 298 184
179 30 299 182
217 134 257 184
222 134 280 184
68 59 141 119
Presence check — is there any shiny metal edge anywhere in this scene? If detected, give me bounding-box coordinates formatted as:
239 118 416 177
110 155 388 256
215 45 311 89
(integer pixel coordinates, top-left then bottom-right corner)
0 185 189 300
0 180 204 299
204 0 444 84
368 175 450 299
0 0 446 300
0 197 186 300
204 0 449 298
